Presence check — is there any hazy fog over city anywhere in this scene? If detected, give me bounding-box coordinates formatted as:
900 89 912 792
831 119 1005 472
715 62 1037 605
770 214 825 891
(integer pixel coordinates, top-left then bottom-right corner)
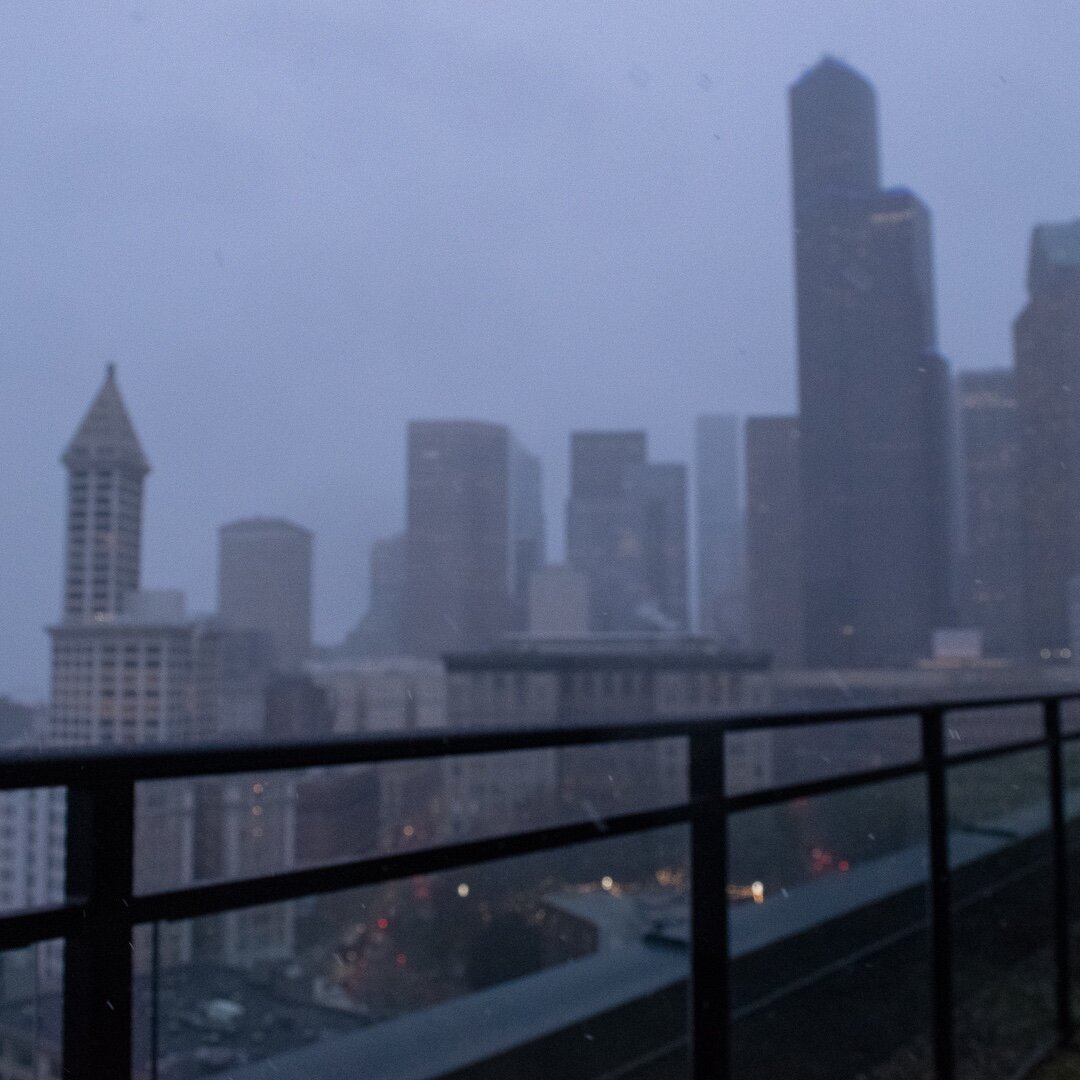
3 0 1080 696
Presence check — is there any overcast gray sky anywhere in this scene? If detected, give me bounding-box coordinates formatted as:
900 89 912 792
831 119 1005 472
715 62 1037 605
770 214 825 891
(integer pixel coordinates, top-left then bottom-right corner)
2 1 1078 698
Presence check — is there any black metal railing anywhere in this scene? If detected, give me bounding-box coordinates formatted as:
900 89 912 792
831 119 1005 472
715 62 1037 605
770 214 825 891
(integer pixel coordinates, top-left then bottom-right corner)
2 688 1079 1078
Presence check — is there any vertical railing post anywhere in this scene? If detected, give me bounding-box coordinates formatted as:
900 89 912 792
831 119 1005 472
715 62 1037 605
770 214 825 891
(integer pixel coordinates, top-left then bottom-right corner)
63 780 135 1079
923 708 955 1080
690 732 730 1080
1046 696 1073 1044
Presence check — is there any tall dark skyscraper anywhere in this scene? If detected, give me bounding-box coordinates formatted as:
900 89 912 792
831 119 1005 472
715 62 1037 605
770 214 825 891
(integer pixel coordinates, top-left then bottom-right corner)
695 415 743 637
790 57 953 666
566 432 688 632
1015 221 1080 657
403 421 515 657
957 370 1023 658
746 416 803 666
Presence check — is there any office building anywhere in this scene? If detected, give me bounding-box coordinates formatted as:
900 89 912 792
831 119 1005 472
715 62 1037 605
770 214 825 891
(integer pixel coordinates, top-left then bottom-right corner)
695 415 743 637
218 518 313 672
790 57 953 666
957 370 1024 658
445 637 773 837
403 421 520 657
509 440 546 626
344 535 406 657
567 432 688 633
626 462 689 631
1015 221 1080 657
528 565 590 636
745 416 803 666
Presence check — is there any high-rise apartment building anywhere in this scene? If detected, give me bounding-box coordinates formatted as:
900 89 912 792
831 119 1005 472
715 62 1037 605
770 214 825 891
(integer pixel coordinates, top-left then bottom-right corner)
1015 221 1080 656
745 416 803 666
403 421 513 657
957 370 1023 658
566 432 688 632
790 58 953 666
218 518 313 672
695 415 742 637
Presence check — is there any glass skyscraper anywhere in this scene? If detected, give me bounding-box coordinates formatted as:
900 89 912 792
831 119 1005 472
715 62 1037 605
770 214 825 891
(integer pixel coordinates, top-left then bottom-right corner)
790 57 954 666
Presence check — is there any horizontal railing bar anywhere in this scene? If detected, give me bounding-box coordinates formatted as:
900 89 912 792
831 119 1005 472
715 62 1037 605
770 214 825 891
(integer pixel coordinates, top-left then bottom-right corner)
945 734 1049 768
129 802 693 924
0 903 84 952
0 689 1074 789
727 758 925 813
722 690 1080 731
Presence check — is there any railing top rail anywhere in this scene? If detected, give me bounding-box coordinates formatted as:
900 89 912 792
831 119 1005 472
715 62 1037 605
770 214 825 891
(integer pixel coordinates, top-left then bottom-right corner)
2 687 1077 789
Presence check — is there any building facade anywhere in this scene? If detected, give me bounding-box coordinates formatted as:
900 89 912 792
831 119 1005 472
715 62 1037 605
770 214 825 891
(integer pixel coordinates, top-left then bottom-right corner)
344 534 407 657
60 364 149 624
957 370 1024 658
509 440 546 628
790 58 953 667
695 415 743 638
745 416 803 667
1015 221 1080 658
403 421 520 657
444 637 773 838
218 518 313 672
567 433 688 633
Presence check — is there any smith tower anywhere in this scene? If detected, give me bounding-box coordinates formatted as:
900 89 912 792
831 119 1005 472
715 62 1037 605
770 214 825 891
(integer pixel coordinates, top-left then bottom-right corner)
790 58 953 666
60 364 150 623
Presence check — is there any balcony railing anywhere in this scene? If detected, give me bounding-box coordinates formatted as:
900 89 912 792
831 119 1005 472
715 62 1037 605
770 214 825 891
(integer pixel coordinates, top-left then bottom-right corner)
2 689 1080 1079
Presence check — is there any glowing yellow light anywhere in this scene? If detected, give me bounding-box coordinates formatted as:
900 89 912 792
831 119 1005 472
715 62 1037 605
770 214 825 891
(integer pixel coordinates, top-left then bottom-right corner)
403 824 415 838
751 881 765 904
601 876 614 891
457 883 470 898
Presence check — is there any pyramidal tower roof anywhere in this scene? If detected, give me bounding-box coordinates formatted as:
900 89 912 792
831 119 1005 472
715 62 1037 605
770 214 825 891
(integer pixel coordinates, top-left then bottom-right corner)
794 54 873 89
62 365 150 474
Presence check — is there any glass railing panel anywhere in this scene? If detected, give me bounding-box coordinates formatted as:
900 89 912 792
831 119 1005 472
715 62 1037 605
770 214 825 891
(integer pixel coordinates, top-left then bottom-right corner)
138 826 690 1079
731 715 920 797
729 775 931 1080
1061 698 1080 736
1063 741 1080 1025
0 942 63 1080
0 788 66 913
948 747 1054 1079
134 743 691 895
945 704 1043 757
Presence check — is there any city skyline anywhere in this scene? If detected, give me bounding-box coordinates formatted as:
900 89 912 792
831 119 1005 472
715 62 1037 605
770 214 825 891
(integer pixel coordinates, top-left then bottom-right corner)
5 10 1080 692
